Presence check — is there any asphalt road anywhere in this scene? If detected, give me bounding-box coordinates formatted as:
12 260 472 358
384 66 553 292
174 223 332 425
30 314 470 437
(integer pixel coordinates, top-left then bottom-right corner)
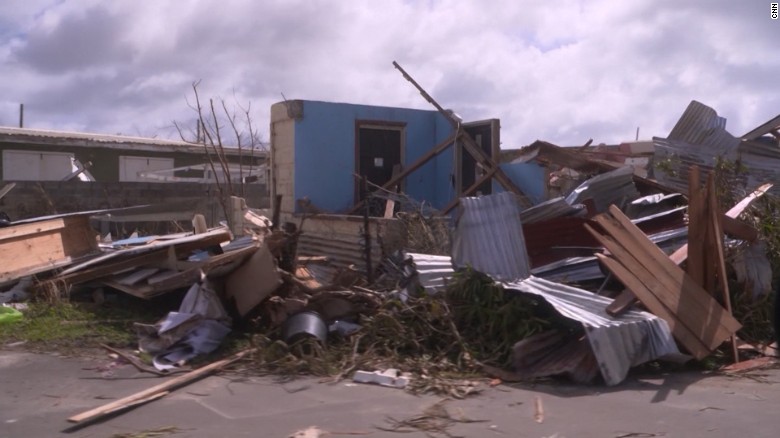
1 350 778 438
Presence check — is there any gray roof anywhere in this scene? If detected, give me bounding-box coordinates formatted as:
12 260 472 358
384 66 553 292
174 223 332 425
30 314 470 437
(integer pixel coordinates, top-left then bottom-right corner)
0 126 267 158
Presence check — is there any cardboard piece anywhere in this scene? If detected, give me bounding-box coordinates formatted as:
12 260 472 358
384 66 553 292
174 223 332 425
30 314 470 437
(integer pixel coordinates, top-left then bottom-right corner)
224 244 282 316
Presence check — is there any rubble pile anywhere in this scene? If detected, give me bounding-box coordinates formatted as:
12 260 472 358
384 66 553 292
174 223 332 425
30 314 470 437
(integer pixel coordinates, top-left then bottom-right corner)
1 99 779 430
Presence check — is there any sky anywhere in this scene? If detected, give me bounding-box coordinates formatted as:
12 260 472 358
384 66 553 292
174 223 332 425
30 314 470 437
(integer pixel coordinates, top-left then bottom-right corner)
0 0 778 149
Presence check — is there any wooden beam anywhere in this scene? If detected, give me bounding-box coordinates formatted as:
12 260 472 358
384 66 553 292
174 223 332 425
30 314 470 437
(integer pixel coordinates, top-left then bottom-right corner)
345 133 458 215
605 289 637 317
67 349 253 425
686 166 705 287
668 182 772 266
721 216 758 242
440 167 498 214
0 215 98 283
707 176 739 363
589 207 741 357
607 181 772 315
594 252 709 358
392 61 533 207
0 182 15 201
596 205 741 349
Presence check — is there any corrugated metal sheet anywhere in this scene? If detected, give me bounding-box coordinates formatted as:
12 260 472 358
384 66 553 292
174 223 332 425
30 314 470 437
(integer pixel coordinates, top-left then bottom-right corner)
667 100 727 144
565 166 639 213
531 226 688 283
407 252 453 292
649 101 780 196
531 256 603 282
407 253 681 386
297 233 382 274
451 192 531 281
504 276 680 386
519 197 586 224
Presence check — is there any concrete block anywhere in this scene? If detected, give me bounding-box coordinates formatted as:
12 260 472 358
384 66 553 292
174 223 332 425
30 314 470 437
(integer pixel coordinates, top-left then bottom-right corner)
353 369 411 389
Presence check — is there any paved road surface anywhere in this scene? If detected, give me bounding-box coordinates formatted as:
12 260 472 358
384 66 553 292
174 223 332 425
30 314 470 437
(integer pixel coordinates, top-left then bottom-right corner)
1 350 778 437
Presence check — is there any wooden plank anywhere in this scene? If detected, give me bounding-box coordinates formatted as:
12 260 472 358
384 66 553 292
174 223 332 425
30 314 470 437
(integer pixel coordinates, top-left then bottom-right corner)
600 207 742 343
668 182 770 266
686 166 705 287
721 215 758 242
0 182 16 201
595 253 709 358
49 249 170 287
115 268 160 286
0 217 69 241
346 133 458 215
725 183 773 217
441 167 498 214
67 349 253 424
605 290 637 317
708 177 739 363
0 216 98 283
146 270 181 285
391 61 533 207
599 207 742 346
588 225 715 356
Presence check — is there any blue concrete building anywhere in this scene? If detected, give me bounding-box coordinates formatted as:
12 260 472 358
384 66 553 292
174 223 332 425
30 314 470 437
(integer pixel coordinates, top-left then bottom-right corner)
269 100 502 215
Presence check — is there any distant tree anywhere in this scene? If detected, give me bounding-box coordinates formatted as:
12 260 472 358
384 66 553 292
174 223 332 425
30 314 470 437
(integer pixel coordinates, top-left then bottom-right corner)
173 81 266 226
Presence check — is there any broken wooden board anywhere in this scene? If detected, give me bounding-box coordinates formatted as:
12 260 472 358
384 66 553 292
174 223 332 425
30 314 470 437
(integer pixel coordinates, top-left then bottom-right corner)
67 349 253 426
588 206 741 360
686 166 706 288
0 215 98 284
609 181 772 315
39 228 232 292
224 243 282 317
103 244 259 299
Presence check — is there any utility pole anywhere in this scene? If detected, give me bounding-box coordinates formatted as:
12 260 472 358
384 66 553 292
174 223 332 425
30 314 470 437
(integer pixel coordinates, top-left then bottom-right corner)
19 103 24 128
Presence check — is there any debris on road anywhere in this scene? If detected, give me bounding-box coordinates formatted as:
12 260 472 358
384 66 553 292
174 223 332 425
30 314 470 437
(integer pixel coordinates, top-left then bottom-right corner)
1 90 778 432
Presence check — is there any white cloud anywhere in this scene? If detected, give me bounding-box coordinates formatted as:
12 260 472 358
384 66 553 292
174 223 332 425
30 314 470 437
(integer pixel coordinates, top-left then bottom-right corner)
0 0 778 146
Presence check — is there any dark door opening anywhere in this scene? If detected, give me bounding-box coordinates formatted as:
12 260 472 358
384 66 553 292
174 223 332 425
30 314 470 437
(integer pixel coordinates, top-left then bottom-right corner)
458 119 500 196
355 123 404 216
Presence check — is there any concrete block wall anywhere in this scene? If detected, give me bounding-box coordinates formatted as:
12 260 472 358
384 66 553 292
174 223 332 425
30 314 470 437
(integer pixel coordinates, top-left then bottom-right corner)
0 181 269 233
270 102 297 215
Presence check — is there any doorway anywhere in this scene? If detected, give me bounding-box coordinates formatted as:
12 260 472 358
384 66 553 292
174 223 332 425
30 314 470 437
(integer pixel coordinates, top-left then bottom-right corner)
355 121 405 215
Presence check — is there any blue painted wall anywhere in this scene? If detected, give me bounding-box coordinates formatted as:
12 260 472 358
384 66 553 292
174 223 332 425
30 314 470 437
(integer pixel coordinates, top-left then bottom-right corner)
293 101 453 212
494 162 547 205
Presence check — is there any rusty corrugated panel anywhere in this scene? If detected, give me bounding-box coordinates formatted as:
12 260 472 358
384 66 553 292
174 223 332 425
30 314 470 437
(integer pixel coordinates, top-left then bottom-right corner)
451 192 531 281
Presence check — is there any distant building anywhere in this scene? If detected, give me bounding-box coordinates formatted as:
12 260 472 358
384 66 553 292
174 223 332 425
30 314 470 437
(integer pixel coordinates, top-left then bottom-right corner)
0 127 267 184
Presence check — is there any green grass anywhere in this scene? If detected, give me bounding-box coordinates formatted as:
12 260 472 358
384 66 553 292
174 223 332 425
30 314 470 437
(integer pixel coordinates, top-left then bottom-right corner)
0 297 169 353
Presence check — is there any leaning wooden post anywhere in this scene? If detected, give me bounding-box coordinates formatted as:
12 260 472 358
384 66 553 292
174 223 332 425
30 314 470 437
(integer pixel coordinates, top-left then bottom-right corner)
361 176 373 283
